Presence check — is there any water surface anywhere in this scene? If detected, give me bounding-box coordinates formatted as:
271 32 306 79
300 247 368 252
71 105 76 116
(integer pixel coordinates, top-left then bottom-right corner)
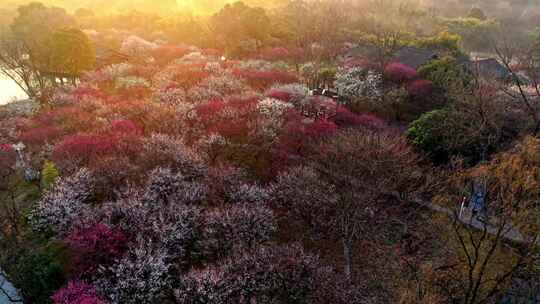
0 75 28 105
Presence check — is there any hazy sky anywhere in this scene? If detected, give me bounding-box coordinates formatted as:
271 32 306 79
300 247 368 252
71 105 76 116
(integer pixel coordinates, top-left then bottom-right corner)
0 0 290 15
1 0 539 18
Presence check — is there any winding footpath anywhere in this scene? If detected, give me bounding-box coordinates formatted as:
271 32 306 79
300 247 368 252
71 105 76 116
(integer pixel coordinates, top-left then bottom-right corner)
415 199 529 244
0 273 21 304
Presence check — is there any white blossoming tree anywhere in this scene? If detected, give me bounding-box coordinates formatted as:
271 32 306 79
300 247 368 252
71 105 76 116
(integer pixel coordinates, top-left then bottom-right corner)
120 35 158 58
226 183 270 205
102 63 133 82
142 167 207 207
257 97 294 118
334 67 383 102
201 204 276 260
174 244 353 304
28 168 94 234
141 134 208 178
238 60 274 71
115 76 150 90
96 239 172 304
267 83 310 106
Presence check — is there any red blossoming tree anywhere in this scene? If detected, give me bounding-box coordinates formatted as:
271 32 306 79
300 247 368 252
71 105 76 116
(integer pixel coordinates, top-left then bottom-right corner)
51 281 104 304
331 107 386 129
407 79 434 98
384 62 419 84
233 69 298 91
151 45 190 66
52 134 117 172
65 223 129 276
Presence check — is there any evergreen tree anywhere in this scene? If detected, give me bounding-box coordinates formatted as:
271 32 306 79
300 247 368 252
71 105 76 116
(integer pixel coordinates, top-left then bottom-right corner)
41 160 59 190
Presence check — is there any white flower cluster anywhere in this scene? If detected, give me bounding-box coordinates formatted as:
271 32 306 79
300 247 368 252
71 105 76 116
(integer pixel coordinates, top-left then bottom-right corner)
197 133 228 159
258 98 294 118
175 245 319 303
268 83 310 106
51 89 76 106
150 206 201 264
96 240 172 304
152 87 186 106
203 73 246 96
204 61 223 74
102 63 133 81
120 35 158 57
257 98 295 138
1 99 39 117
238 60 273 71
101 186 202 261
115 76 150 90
186 73 247 104
175 267 224 303
334 67 383 101
142 167 207 207
28 168 94 234
152 63 246 105
185 87 220 105
175 101 197 120
177 51 206 62
227 183 270 205
202 204 276 257
142 134 207 179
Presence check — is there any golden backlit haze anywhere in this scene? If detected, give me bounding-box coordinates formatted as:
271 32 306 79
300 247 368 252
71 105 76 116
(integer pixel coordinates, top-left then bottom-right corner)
0 0 289 15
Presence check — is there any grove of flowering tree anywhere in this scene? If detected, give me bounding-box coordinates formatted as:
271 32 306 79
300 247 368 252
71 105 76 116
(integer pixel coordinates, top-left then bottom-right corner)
1 1 540 303
2 42 388 303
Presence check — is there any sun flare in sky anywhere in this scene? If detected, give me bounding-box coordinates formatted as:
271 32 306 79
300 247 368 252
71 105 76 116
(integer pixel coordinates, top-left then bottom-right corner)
0 0 287 16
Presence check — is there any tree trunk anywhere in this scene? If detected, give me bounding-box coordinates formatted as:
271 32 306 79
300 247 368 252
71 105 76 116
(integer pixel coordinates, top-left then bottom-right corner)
342 238 353 281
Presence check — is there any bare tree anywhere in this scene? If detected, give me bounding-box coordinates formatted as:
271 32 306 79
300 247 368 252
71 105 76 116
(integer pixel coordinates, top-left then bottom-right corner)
354 0 415 71
448 71 519 162
308 129 422 280
0 33 39 98
493 33 540 135
427 137 540 304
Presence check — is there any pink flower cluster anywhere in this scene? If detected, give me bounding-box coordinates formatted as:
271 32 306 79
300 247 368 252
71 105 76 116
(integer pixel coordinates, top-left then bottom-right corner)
52 134 118 168
333 108 386 129
384 62 419 84
151 45 190 66
407 79 434 98
51 281 104 304
266 90 292 102
233 69 298 90
384 62 433 98
110 120 142 136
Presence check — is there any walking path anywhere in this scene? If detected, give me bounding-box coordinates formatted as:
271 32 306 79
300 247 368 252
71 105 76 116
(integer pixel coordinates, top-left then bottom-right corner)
0 273 21 304
414 199 529 244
